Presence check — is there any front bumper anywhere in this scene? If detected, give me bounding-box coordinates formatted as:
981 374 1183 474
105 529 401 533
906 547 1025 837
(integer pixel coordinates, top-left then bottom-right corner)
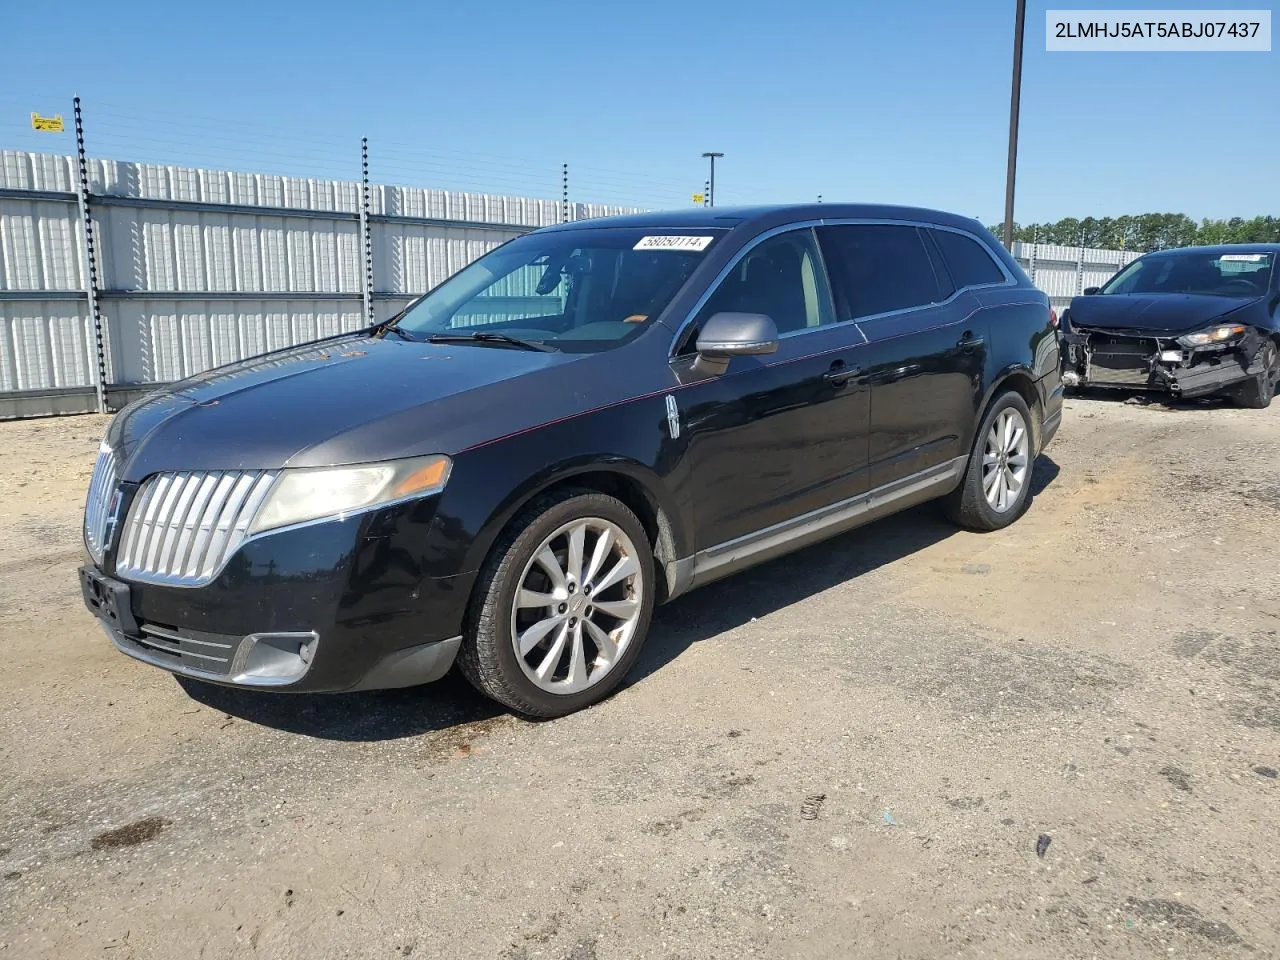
94 616 461 692
1061 328 1262 399
81 498 475 692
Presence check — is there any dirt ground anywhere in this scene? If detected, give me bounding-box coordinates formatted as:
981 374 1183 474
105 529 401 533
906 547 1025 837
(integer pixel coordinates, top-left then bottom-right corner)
1 395 1278 960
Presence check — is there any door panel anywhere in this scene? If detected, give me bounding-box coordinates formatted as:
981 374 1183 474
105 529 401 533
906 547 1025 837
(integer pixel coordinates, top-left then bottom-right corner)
671 228 871 551
857 304 987 489
675 334 870 549
817 223 986 491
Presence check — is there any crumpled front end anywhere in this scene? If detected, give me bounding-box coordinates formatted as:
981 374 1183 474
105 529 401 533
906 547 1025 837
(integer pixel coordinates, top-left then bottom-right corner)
1061 325 1265 399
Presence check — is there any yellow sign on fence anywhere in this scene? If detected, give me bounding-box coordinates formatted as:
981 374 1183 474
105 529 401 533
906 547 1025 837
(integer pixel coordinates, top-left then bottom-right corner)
31 113 65 132
692 193 705 204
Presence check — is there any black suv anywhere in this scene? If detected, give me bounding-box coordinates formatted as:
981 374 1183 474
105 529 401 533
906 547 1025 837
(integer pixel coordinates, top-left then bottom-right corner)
80 204 1061 717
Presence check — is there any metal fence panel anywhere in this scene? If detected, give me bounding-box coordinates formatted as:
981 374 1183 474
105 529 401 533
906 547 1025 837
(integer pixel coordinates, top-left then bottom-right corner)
0 299 93 391
1 148 648 417
1012 240 1141 313
1 147 1163 419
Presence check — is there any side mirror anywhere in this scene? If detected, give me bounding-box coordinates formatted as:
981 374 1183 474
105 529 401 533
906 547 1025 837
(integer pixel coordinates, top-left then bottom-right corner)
695 312 779 358
1082 286 1100 296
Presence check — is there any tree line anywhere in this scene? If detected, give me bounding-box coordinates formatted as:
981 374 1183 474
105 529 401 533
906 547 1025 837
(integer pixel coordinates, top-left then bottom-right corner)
984 214 1280 252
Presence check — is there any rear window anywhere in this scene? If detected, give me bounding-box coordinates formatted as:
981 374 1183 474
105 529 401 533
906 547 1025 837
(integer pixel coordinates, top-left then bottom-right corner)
817 224 947 320
931 229 1005 288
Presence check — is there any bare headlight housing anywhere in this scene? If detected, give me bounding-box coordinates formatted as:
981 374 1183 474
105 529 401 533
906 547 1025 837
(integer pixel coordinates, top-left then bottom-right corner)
1177 324 1246 348
248 454 452 535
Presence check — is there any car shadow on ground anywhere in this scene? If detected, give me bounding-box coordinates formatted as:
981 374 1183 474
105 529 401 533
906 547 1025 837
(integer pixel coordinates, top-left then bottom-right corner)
630 454 1061 688
181 455 1061 741
176 670 506 741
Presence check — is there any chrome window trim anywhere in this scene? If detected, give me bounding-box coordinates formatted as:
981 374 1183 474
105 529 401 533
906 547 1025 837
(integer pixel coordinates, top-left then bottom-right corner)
668 217 1017 357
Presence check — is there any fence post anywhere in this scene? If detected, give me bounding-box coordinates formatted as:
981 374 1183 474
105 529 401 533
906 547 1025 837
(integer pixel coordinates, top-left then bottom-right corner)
73 96 108 414
1075 229 1085 294
561 163 568 223
359 138 374 326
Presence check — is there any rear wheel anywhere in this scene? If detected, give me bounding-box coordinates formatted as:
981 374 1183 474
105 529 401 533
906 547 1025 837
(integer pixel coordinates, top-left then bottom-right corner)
945 391 1035 531
1230 338 1278 410
457 489 655 718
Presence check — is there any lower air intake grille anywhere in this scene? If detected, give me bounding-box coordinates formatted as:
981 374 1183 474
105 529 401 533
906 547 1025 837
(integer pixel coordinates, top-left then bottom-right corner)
115 470 278 586
128 622 239 676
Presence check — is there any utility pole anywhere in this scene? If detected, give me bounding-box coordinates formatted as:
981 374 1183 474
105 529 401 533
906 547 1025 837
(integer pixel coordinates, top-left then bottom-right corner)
1002 0 1027 251
701 152 723 207
703 179 710 207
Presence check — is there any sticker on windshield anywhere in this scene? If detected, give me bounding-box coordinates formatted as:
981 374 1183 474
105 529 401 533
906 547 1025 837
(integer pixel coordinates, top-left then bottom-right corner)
1220 254 1266 262
634 235 714 252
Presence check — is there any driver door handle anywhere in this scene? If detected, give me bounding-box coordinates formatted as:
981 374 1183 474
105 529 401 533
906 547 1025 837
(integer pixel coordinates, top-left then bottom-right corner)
823 363 863 385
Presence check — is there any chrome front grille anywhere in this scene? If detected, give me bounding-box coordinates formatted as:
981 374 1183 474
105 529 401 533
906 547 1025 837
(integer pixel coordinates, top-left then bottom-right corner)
115 470 278 586
83 443 119 564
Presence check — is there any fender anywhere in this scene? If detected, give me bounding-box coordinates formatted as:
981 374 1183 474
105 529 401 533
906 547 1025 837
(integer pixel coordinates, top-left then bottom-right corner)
449 449 690 589
977 362 1047 444
980 362 1039 406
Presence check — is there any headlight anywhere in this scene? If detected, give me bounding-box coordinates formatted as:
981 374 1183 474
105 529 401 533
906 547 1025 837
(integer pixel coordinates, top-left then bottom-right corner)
248 454 451 535
1177 324 1246 347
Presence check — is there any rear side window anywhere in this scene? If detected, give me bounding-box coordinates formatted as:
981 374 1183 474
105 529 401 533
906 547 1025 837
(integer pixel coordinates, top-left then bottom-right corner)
931 229 1006 288
816 225 947 321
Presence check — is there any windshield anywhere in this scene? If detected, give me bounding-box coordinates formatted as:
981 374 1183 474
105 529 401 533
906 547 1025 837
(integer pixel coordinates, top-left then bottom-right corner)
388 227 723 352
1100 251 1275 298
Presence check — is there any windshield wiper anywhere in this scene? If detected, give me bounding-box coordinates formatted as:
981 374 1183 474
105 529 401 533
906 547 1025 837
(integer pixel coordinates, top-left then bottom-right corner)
372 306 414 339
426 332 558 352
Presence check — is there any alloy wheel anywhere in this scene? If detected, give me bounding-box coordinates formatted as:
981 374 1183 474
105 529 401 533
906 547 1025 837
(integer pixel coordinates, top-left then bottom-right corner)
509 517 645 695
982 407 1031 513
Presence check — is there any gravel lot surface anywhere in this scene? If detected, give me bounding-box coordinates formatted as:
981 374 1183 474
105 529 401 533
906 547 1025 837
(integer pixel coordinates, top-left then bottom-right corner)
1 395 1278 959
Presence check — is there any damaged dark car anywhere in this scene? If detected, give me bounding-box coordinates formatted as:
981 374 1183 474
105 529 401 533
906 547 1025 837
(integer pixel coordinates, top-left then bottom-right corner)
1060 245 1280 407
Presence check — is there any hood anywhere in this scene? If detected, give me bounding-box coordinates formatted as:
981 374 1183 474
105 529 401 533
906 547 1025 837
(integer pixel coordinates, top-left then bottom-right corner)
108 333 583 478
1065 293 1259 336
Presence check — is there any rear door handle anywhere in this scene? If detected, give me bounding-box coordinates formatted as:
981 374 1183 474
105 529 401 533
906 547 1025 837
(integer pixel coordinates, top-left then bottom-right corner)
958 331 985 352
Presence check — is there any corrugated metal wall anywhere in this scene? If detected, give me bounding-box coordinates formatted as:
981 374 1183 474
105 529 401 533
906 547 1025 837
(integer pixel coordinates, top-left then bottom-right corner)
1 147 1142 418
1013 240 1142 314
0 149 637 417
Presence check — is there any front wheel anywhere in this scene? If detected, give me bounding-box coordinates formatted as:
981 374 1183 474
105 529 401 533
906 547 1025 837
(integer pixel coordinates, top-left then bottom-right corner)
944 391 1036 531
457 489 655 718
1230 338 1277 410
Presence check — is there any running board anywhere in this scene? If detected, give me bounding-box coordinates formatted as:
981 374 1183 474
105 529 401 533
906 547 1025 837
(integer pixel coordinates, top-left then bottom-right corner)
664 456 967 600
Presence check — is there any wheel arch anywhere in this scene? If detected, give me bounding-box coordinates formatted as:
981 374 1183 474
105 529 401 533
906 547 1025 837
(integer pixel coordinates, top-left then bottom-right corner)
978 365 1043 454
459 457 688 604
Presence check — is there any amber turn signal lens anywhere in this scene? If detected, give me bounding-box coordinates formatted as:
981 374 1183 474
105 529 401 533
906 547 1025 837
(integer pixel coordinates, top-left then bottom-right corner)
393 458 451 496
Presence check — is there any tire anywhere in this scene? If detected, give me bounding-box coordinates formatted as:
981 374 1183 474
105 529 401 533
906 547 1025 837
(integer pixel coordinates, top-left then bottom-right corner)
944 391 1036 531
1230 338 1277 410
457 489 655 718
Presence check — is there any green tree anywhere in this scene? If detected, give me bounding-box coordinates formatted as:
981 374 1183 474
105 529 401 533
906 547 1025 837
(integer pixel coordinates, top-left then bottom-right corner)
990 212 1278 251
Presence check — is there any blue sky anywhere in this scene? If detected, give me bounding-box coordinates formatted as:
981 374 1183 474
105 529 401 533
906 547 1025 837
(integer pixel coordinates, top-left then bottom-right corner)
1 0 1275 222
